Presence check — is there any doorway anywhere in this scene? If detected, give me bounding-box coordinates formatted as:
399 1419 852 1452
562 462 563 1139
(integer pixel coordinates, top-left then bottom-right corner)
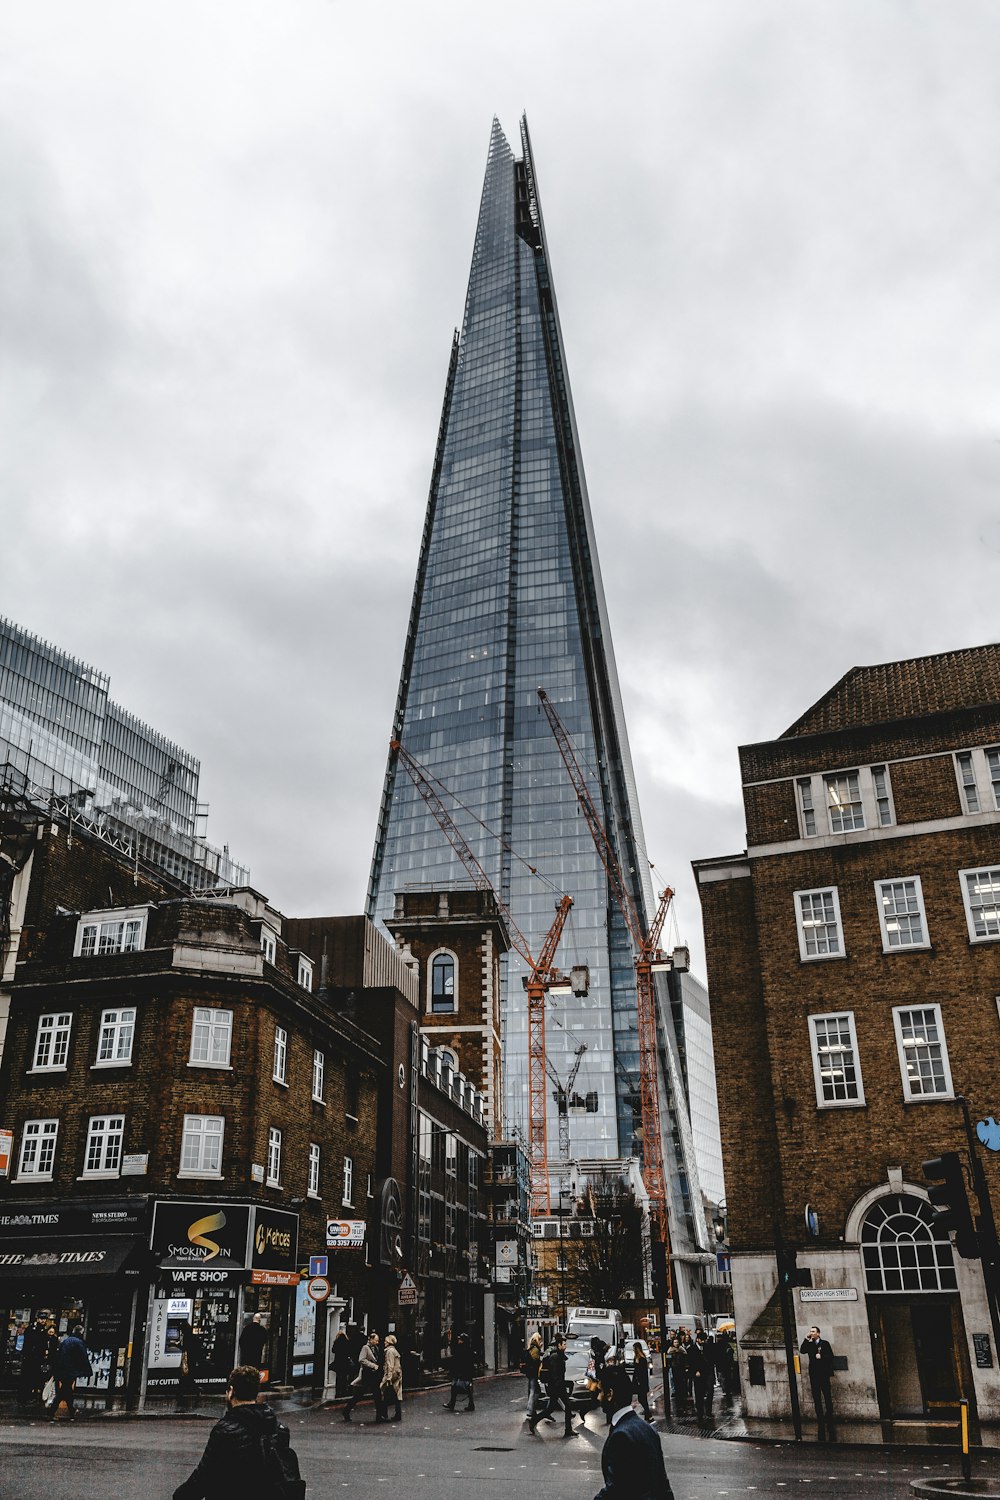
870 1297 973 1425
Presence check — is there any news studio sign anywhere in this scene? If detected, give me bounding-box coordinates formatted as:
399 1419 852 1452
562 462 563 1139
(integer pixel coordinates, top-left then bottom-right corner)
326 1219 366 1250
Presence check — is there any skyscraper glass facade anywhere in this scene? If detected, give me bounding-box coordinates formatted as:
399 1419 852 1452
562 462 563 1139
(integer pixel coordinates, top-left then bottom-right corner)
368 118 705 1252
0 615 245 888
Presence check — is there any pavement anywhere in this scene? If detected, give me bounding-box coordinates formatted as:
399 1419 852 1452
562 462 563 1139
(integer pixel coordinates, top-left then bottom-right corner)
2 1374 1000 1500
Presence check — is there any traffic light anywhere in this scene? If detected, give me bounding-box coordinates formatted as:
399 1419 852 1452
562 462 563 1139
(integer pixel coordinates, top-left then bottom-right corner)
923 1151 979 1259
776 1243 811 1287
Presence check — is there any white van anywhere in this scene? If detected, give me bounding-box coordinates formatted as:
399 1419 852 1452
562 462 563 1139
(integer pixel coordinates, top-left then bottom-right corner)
563 1306 626 1409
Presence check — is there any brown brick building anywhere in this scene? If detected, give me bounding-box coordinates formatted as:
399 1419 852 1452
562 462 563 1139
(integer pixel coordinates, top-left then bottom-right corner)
694 646 1000 1440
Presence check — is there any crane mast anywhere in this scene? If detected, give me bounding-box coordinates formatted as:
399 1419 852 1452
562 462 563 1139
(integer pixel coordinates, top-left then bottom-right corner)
535 689 674 1279
390 740 577 1214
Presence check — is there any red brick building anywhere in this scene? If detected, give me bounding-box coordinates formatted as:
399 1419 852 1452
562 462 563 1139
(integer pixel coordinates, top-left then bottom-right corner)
694 646 1000 1440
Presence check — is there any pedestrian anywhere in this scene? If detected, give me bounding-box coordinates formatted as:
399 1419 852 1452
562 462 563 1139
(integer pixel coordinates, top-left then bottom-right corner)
521 1331 543 1424
178 1319 201 1395
631 1342 654 1422
799 1326 836 1441
531 1333 582 1437
591 1336 611 1421
381 1333 403 1421
48 1323 92 1420
593 1368 675 1500
717 1328 738 1398
688 1331 715 1425
18 1314 50 1409
331 1328 353 1398
238 1312 269 1370
173 1364 305 1499
344 1331 386 1422
443 1330 476 1412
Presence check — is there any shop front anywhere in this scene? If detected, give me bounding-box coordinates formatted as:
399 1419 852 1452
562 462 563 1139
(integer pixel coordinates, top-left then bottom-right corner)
0 1198 151 1405
144 1200 298 1398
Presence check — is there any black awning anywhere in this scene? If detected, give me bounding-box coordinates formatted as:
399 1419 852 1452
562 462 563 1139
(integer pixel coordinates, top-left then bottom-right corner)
0 1236 143 1279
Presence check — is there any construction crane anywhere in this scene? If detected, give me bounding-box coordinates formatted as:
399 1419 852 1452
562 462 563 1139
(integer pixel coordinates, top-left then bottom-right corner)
390 740 584 1215
536 688 675 1289
545 1041 588 1171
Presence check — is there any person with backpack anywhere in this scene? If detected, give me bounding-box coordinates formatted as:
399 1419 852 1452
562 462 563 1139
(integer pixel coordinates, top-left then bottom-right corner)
173 1364 305 1499
531 1333 583 1437
442 1331 475 1411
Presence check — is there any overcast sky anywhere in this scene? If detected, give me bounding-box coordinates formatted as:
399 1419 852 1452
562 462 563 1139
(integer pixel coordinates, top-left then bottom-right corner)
4 2 999 979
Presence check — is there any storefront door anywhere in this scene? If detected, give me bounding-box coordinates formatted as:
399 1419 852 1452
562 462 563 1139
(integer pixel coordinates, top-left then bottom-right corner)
871 1297 969 1422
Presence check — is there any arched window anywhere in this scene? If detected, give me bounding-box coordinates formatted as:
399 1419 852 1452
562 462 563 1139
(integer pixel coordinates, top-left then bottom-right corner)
430 952 456 1013
861 1193 957 1293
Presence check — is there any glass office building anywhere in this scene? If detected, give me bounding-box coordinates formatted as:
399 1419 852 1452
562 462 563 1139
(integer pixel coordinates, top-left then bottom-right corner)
368 118 705 1256
0 615 245 888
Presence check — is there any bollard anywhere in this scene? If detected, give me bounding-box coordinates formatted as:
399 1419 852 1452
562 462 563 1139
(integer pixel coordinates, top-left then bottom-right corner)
960 1397 971 1482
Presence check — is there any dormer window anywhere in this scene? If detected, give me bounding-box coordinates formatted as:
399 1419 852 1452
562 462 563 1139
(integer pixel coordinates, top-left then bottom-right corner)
260 927 277 965
297 956 313 991
75 907 149 957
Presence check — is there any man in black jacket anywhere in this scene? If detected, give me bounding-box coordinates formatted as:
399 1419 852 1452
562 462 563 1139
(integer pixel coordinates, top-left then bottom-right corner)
173 1365 303 1499
532 1333 584 1436
687 1331 715 1424
799 1326 836 1441
594 1370 674 1500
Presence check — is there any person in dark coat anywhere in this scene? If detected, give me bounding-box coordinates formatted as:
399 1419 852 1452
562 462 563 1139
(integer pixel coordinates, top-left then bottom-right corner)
443 1331 476 1412
531 1333 583 1436
331 1328 354 1397
631 1342 654 1422
688 1332 715 1424
593 1369 674 1500
173 1365 301 1499
799 1326 836 1441
49 1324 92 1419
18 1316 50 1409
238 1313 269 1370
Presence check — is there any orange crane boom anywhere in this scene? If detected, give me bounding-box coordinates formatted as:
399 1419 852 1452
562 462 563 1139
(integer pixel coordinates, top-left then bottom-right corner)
535 689 674 1265
390 739 576 1214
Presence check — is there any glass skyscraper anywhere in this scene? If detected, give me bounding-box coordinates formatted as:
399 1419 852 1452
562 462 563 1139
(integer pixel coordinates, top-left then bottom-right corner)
0 614 246 889
369 118 705 1261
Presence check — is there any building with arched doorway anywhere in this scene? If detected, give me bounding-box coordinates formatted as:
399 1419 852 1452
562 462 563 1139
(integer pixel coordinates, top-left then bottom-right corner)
695 646 1000 1440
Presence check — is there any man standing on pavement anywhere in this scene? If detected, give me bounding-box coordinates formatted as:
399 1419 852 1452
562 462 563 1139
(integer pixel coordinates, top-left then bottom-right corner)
237 1312 269 1370
593 1369 674 1500
48 1323 92 1421
799 1326 836 1441
688 1330 715 1425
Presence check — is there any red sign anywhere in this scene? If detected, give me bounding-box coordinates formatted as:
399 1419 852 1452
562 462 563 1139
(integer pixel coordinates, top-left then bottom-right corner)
307 1276 331 1302
251 1269 300 1287
0 1130 12 1178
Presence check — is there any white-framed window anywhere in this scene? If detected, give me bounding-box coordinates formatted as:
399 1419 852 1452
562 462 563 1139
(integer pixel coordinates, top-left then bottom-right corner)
75 907 148 957
953 747 1000 815
429 950 457 1013
794 887 844 960
893 1006 953 1100
179 1114 224 1177
312 1049 325 1103
17 1119 58 1179
872 765 894 827
342 1155 353 1207
808 1012 864 1107
308 1142 321 1197
988 748 1000 810
797 778 818 836
961 866 1000 942
189 1008 232 1068
875 877 929 951
956 751 980 813
826 771 865 833
83 1114 124 1176
260 927 277 964
297 956 313 992
31 1013 72 1072
267 1126 282 1186
273 1025 288 1084
95 1007 135 1066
